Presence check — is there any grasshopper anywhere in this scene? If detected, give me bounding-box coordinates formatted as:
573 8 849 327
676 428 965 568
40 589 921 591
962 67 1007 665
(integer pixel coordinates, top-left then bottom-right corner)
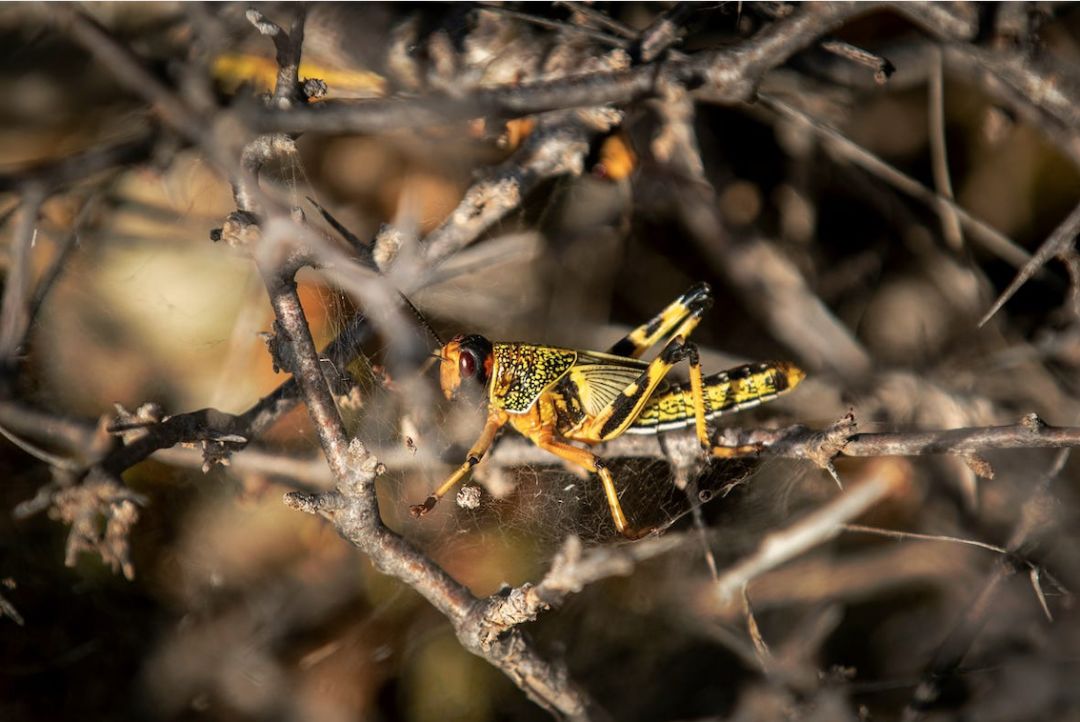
411 283 805 538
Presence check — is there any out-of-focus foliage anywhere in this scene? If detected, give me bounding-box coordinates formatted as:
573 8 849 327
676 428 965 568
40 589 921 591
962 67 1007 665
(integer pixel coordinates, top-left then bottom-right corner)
2 3 1080 722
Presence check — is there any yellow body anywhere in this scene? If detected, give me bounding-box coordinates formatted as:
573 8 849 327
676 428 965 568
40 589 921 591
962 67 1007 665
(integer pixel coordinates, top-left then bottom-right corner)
484 343 803 439
415 283 805 538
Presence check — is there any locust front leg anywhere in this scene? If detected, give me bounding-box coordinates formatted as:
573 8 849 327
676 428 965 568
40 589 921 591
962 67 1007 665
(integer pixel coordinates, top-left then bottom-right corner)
410 410 506 517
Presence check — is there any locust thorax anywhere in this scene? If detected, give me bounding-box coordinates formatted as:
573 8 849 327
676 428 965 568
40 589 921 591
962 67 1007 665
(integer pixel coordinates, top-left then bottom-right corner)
439 334 493 400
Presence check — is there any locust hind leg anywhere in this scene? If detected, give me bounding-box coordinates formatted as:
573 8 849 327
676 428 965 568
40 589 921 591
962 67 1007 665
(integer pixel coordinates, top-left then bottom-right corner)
582 304 708 443
608 282 712 359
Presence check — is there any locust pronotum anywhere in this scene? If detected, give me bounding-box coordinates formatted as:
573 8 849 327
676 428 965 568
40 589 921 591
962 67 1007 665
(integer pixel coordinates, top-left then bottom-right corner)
411 283 805 539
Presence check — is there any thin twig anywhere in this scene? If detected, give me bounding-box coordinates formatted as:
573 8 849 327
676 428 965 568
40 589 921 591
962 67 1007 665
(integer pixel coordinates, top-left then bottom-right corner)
474 4 630 49
0 589 24 626
53 8 221 154
479 533 683 636
842 523 1069 616
714 458 908 602
927 45 964 251
902 447 1070 721
634 1 694 63
942 42 1080 169
420 112 604 267
0 187 45 367
979 201 1080 327
820 38 895 84
0 421 82 472
842 524 1012 556
0 131 157 194
756 93 1034 270
26 194 100 350
558 1 638 39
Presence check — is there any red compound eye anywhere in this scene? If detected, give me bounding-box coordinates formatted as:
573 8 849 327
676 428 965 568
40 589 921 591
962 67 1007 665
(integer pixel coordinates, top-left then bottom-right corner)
459 350 477 378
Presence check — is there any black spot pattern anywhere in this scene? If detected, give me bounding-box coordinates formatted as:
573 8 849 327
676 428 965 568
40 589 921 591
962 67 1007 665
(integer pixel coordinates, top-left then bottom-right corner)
491 343 577 413
552 375 587 431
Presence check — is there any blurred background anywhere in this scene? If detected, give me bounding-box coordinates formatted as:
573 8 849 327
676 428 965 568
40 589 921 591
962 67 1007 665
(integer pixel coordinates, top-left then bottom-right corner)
1 3 1079 721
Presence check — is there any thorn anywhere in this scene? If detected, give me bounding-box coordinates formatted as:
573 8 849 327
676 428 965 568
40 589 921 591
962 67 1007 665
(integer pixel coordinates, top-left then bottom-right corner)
825 461 844 491
1030 567 1053 622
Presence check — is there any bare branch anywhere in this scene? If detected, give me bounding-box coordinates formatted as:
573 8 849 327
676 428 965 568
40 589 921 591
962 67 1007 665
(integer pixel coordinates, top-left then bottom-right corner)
420 111 608 267
634 1 694 63
0 131 157 194
942 43 1080 169
756 93 1034 269
475 4 630 49
902 448 1070 721
245 6 308 108
283 440 597 719
927 46 964 251
479 533 683 636
52 7 219 153
714 458 909 602
254 3 875 134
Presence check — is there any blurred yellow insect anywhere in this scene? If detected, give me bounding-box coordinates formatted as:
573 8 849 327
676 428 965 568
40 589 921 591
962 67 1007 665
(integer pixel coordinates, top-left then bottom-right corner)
411 283 805 538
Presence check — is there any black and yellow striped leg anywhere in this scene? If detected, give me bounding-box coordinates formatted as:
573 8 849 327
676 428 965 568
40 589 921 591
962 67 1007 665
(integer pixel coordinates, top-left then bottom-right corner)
608 282 713 359
681 344 764 458
586 309 707 441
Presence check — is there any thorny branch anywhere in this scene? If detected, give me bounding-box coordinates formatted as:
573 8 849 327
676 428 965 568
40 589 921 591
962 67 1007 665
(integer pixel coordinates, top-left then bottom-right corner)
6 3 1080 719
712 458 909 602
253 2 875 134
902 447 1071 721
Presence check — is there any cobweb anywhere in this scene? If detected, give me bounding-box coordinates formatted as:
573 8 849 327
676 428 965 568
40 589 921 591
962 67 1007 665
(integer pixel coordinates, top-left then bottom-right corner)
339 351 786 574
250 145 812 581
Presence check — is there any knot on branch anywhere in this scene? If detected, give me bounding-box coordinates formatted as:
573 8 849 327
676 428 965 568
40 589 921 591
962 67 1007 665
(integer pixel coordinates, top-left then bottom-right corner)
340 438 384 495
283 489 344 515
245 9 281 39
536 535 591 601
961 452 995 480
262 320 299 376
302 78 327 101
810 412 858 468
478 583 543 643
211 210 261 252
372 224 406 272
1021 412 1046 432
108 402 164 444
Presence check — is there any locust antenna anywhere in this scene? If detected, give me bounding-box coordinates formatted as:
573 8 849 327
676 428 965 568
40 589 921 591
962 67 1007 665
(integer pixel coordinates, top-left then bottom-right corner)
398 292 444 349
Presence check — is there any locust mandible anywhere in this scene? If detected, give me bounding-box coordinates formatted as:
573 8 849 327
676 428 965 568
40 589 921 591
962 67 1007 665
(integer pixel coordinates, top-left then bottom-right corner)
410 283 805 539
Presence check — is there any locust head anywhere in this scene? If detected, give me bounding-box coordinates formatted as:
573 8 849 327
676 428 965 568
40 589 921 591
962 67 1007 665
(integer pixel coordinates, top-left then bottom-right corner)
438 334 493 400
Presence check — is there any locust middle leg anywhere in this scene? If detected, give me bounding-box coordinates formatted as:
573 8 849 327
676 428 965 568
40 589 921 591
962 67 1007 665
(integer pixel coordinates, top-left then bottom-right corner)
507 394 644 538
